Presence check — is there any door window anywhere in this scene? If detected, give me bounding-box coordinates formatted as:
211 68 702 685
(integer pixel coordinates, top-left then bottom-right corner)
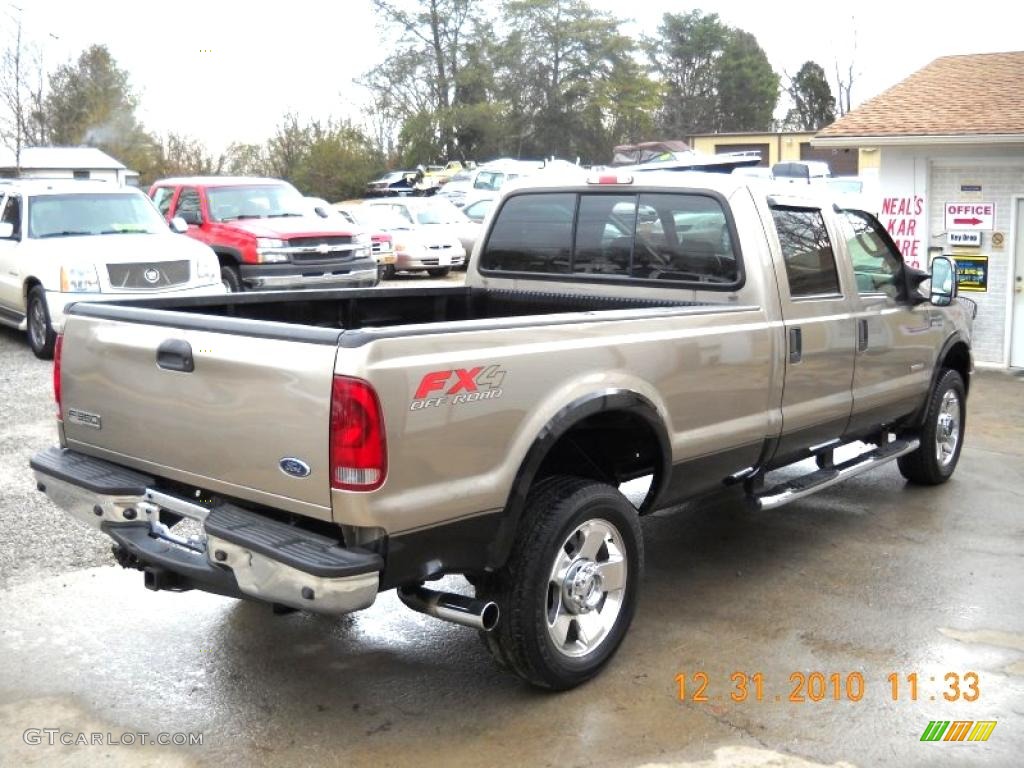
841 210 903 297
1 195 21 239
771 207 841 297
151 187 175 217
175 188 201 219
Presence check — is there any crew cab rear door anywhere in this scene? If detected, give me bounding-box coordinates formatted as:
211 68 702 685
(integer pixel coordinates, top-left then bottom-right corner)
764 199 857 459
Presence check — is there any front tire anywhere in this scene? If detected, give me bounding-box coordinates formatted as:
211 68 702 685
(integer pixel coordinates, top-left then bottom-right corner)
898 369 966 485
27 286 56 359
480 476 643 690
220 264 243 293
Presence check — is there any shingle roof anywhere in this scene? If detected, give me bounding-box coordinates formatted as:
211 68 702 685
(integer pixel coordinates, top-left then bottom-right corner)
0 146 126 170
817 51 1024 139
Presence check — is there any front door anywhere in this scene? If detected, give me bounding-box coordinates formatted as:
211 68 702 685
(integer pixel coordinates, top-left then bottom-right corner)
766 203 858 460
839 209 941 432
1012 200 1024 368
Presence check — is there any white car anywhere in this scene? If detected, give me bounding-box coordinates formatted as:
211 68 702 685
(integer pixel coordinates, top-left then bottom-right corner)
364 198 471 276
0 179 225 358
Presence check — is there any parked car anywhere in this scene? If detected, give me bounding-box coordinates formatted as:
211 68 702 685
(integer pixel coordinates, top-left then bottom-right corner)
772 160 832 183
364 197 471 276
461 195 496 224
0 179 224 358
149 177 378 292
34 171 972 690
365 171 417 197
332 203 406 279
306 197 396 280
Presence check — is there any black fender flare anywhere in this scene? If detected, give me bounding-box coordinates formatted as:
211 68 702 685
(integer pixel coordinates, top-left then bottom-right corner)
908 332 972 428
485 389 671 570
211 245 243 264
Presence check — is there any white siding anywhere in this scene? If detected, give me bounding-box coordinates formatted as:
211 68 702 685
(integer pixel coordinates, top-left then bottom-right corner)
878 144 1024 365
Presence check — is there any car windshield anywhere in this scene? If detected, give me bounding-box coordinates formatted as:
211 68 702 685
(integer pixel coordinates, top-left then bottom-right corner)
829 179 863 194
206 184 307 221
415 200 467 225
464 199 494 222
358 206 414 230
27 192 167 238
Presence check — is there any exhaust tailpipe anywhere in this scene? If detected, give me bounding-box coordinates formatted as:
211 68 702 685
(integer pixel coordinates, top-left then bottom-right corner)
398 586 500 632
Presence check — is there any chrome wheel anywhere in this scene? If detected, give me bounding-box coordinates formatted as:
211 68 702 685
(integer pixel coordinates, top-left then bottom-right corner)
935 389 961 468
545 518 627 658
28 298 47 349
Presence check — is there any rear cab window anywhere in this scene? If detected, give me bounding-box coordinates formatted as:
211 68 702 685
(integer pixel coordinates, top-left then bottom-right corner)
480 190 741 288
769 207 841 297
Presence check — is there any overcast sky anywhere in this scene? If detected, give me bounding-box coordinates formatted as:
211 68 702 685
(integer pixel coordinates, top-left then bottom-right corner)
4 0 1020 153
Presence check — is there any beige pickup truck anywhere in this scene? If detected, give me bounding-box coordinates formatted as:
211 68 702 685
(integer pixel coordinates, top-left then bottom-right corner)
31 172 973 690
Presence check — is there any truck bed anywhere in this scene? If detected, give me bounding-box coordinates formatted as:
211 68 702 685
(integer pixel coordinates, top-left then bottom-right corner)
66 286 710 346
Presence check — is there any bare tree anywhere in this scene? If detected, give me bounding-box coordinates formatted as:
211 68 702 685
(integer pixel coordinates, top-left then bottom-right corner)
0 9 31 172
833 21 858 117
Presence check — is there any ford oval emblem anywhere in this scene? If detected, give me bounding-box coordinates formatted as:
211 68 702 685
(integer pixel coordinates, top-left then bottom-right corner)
279 458 311 478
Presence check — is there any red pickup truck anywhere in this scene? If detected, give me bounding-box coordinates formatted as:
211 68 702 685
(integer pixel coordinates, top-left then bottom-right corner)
150 177 379 292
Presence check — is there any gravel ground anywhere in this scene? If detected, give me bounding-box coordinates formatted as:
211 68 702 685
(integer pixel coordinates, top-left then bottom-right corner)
0 271 465 590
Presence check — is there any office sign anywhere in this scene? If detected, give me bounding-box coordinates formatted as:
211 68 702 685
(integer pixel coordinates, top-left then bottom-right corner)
944 202 994 231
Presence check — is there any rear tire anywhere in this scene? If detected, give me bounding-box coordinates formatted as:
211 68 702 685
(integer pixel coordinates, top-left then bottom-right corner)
27 286 56 360
479 476 643 690
427 267 450 278
220 264 243 292
898 369 966 485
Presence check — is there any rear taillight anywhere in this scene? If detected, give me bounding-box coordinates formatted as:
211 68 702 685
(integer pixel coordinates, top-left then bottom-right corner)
330 376 387 491
53 334 64 420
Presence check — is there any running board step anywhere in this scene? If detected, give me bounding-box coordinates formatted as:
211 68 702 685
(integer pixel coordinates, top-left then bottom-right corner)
755 438 919 511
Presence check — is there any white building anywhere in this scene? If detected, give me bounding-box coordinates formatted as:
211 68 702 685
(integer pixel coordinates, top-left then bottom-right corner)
0 146 138 186
814 51 1024 368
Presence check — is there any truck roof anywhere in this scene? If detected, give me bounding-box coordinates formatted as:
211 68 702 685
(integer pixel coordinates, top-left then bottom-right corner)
501 169 748 195
0 178 137 196
501 169 856 208
151 176 291 188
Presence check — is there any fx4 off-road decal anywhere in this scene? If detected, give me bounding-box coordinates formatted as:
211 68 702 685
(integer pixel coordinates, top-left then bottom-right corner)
411 365 506 411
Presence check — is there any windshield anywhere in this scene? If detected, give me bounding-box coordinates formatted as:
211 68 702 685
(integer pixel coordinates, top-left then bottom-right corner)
206 184 307 221
358 206 414 230
415 200 467 225
829 179 863 194
28 192 167 238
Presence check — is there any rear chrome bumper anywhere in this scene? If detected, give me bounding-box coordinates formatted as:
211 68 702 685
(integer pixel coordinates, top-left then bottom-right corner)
31 447 381 614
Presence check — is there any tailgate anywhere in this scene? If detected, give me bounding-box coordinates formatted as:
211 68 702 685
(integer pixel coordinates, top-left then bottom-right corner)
60 314 339 521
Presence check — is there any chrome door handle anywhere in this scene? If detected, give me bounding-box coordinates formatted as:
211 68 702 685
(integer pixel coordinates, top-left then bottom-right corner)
788 328 802 364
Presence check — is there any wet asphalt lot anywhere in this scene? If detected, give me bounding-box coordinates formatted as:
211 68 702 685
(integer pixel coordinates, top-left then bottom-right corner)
1 274 1022 768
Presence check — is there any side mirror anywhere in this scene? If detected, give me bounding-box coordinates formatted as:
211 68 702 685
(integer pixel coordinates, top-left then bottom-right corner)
314 206 330 219
929 256 957 306
169 216 188 234
178 209 202 226
0 222 13 239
